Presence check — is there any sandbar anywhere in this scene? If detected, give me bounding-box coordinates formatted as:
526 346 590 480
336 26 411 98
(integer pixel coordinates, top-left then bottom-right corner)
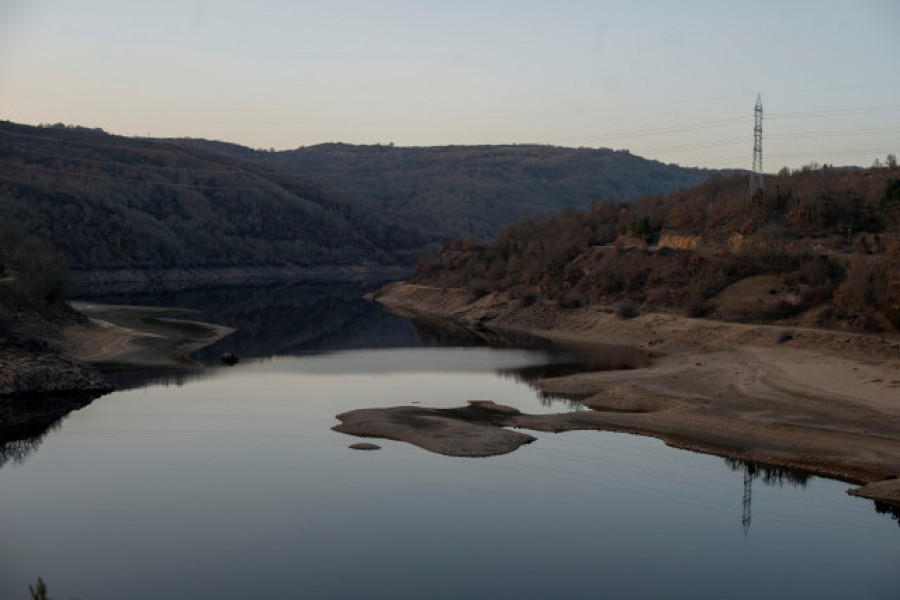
63 302 235 369
360 282 900 507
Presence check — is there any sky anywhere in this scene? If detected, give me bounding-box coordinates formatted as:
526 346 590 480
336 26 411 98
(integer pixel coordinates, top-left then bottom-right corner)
0 0 898 170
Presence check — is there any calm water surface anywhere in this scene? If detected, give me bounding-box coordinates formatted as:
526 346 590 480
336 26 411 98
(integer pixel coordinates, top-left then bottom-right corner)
1 281 897 599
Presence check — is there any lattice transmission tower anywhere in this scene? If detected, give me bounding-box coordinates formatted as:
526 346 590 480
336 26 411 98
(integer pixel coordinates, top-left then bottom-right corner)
750 93 764 197
742 464 753 536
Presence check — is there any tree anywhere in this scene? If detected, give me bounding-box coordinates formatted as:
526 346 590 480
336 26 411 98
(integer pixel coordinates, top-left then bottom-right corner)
28 578 48 600
880 179 900 230
887 154 897 168
886 242 900 329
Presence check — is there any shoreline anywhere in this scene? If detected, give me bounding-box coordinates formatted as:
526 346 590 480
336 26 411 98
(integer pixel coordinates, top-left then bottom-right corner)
1 301 234 459
63 302 235 370
371 282 900 507
69 265 413 289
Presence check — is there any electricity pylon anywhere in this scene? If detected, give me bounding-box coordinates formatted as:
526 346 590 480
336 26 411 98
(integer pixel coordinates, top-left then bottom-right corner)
750 93 764 197
743 464 753 536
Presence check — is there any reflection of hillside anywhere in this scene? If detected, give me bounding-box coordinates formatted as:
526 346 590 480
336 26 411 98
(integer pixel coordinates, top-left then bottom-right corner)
0 392 106 468
104 367 223 392
407 314 657 410
78 280 424 363
874 501 900 528
497 343 652 410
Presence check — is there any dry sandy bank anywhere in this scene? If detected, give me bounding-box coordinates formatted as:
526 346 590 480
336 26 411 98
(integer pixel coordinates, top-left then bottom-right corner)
63 302 234 370
369 282 900 507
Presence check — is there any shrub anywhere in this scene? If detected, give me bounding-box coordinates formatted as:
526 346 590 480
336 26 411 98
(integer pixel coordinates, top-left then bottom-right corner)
834 256 889 316
763 300 803 320
798 255 841 286
468 278 492 299
0 225 70 309
0 305 11 333
859 313 885 333
557 291 586 309
28 577 48 600
799 284 834 308
686 296 713 317
616 298 640 319
509 284 538 307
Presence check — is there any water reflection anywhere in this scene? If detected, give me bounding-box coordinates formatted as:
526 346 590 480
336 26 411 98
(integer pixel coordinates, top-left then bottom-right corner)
80 280 650 406
0 392 107 467
104 367 223 392
75 279 425 363
15 279 896 537
494 342 652 409
874 500 900 527
724 458 812 536
2 280 608 464
0 435 48 468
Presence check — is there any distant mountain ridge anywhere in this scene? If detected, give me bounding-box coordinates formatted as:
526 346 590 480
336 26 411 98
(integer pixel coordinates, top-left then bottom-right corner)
184 139 719 240
0 121 433 272
0 120 719 274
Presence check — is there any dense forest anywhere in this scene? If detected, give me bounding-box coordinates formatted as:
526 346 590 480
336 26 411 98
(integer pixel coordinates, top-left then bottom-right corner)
414 164 900 332
0 121 434 271
0 121 718 275
181 140 718 240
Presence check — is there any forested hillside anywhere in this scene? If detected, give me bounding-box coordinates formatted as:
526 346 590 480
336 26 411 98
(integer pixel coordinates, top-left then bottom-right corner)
184 140 718 240
415 165 900 332
0 121 434 272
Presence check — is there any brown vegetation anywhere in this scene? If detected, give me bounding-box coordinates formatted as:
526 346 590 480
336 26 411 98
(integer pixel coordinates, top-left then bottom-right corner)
413 165 900 332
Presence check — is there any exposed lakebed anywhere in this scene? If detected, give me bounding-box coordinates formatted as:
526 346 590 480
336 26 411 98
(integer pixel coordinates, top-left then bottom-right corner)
1 280 897 600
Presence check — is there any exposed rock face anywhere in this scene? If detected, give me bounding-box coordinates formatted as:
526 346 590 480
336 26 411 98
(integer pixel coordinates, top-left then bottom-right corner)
656 233 700 250
0 347 112 397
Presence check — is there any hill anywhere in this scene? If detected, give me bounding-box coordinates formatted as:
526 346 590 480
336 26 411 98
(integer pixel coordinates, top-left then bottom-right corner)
412 165 900 332
0 121 434 274
181 140 718 240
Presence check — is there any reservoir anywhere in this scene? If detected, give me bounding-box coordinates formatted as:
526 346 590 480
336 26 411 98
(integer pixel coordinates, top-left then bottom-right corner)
1 280 897 599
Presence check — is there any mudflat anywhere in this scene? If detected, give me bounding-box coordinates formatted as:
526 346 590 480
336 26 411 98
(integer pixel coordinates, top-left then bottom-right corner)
367 282 900 506
63 302 234 370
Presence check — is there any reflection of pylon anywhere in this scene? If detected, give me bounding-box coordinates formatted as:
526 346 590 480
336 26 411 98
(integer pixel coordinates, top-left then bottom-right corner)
742 465 753 536
750 93 764 197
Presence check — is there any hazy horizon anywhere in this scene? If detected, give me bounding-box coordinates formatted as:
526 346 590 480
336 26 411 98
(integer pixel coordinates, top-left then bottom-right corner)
1 1 898 171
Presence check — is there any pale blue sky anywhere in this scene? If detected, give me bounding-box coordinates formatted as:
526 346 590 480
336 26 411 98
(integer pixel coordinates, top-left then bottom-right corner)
1 0 897 169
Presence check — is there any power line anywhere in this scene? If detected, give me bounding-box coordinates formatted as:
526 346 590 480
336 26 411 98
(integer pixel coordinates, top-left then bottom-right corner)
547 116 749 145
5 100 898 151
698 147 900 168
768 104 900 119
648 127 900 152
3 96 897 174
